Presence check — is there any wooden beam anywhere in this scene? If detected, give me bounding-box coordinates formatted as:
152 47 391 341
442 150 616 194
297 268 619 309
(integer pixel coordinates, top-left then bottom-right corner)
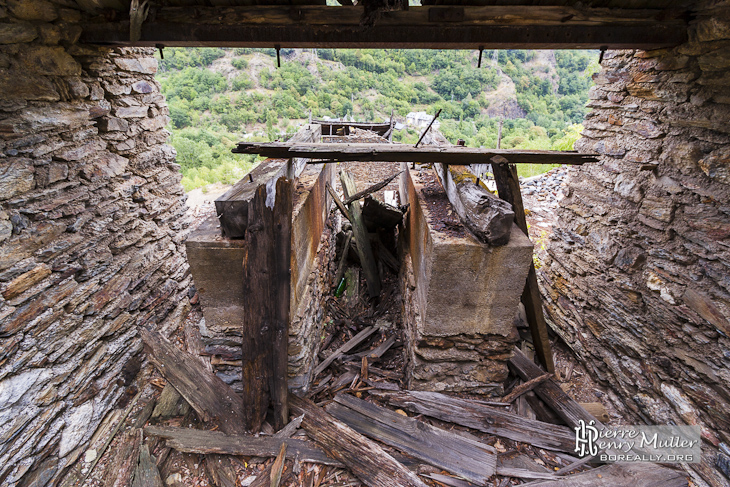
215 124 320 239
509 347 600 429
517 462 689 487
492 161 555 373
80 6 688 49
143 426 342 466
372 389 576 454
233 142 598 166
139 329 247 436
241 177 292 432
289 394 429 487
340 171 381 298
327 394 496 484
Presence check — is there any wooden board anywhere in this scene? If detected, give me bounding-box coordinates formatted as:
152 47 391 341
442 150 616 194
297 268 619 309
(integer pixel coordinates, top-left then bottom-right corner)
509 347 599 429
518 462 687 487
289 394 429 487
326 394 496 484
81 6 688 50
140 329 246 436
144 426 342 466
233 142 598 166
241 177 292 432
372 390 575 453
492 161 555 372
215 124 320 238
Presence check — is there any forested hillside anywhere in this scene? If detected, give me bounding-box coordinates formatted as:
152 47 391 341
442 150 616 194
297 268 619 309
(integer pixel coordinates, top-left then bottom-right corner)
154 48 597 191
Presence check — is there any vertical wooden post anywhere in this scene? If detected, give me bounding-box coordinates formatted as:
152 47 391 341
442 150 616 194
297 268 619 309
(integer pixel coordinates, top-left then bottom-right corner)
241 177 292 432
492 161 555 373
340 171 381 298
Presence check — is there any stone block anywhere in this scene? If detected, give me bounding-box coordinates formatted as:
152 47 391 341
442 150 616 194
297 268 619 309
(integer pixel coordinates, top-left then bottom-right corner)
114 57 158 74
0 159 34 200
18 46 81 76
0 72 59 101
7 0 57 22
400 167 533 338
0 23 37 44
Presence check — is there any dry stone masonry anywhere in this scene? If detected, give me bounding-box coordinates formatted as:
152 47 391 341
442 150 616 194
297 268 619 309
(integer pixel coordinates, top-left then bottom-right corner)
0 3 192 485
541 0 730 479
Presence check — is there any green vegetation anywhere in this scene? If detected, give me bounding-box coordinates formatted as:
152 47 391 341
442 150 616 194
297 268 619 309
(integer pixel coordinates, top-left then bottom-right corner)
155 48 596 191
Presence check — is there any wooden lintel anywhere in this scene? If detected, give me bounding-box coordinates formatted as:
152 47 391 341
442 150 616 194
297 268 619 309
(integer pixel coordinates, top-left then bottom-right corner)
80 6 687 49
233 142 598 166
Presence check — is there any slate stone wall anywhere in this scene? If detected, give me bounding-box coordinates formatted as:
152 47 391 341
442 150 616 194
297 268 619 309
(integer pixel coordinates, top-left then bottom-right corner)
0 3 192 485
541 2 730 482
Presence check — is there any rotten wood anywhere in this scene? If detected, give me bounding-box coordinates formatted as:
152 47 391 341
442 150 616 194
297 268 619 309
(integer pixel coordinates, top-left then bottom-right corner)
433 162 515 245
342 170 403 206
144 426 342 466
313 325 379 377
241 177 292 431
340 170 381 298
131 443 164 487
373 389 575 453
233 142 598 166
270 442 287 487
577 402 611 423
140 329 246 436
103 428 142 487
509 347 598 428
215 124 320 238
289 394 429 487
361 196 403 231
327 393 496 484
520 462 688 486
501 373 553 403
492 160 555 372
326 182 351 221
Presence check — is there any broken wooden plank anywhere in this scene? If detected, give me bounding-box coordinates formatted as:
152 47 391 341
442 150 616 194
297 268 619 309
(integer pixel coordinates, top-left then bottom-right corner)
433 162 515 245
342 170 403 206
313 325 379 377
233 142 598 166
103 429 142 487
519 462 688 486
372 389 575 453
361 196 404 232
144 426 342 466
501 373 553 403
326 182 351 221
132 443 164 487
289 394 429 487
140 329 246 436
509 347 598 428
333 231 352 292
217 124 320 238
340 171 381 298
241 177 292 432
492 160 555 372
327 393 496 484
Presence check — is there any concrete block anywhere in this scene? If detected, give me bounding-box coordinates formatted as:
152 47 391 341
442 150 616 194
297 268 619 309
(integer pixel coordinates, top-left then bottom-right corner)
400 165 533 338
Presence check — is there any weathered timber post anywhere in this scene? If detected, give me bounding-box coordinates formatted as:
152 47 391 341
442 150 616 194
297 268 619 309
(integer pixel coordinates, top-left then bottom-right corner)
491 159 555 373
241 177 292 432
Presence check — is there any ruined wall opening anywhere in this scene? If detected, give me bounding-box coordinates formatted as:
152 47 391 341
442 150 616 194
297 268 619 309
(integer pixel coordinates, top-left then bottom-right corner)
1 1 729 486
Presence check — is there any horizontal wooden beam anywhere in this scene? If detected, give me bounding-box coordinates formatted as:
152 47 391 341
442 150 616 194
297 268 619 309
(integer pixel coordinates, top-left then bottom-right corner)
232 142 598 165
80 5 687 49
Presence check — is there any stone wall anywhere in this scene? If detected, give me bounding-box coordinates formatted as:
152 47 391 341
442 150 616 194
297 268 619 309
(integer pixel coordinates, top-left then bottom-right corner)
541 2 730 483
0 4 192 485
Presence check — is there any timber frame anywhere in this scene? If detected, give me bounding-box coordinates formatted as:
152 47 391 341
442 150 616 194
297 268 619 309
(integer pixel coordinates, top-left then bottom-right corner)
80 5 689 49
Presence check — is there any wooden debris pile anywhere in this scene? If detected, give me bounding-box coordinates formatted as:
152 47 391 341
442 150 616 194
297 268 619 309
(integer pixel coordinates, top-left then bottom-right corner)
75 322 688 487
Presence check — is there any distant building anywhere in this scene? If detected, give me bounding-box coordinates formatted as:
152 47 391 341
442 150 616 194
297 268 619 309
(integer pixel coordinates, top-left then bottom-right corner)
406 111 441 130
